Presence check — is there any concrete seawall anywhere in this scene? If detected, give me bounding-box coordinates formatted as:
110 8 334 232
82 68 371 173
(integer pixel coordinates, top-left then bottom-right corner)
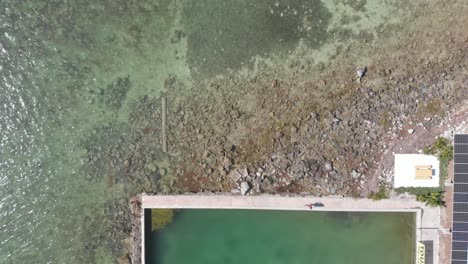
142 194 426 211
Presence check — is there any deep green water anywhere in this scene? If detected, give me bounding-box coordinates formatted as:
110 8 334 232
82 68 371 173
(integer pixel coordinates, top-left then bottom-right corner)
149 210 415 264
0 0 426 263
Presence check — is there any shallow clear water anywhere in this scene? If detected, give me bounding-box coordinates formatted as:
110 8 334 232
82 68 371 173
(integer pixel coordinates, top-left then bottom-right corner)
0 0 433 263
149 210 415 264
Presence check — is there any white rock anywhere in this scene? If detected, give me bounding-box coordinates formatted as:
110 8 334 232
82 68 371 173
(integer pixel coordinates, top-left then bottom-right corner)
240 182 250 195
230 188 241 194
356 67 366 78
324 161 333 171
332 118 341 123
407 128 415 134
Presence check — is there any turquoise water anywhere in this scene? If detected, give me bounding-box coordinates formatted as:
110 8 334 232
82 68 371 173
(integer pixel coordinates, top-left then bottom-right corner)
149 210 415 264
0 0 445 263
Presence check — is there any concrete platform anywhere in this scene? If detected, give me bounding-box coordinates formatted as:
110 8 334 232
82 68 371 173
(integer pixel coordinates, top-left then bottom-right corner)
394 154 440 188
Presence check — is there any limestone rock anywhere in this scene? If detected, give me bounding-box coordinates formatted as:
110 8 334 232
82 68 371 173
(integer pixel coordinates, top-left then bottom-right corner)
239 168 249 178
351 169 359 178
240 181 250 195
356 67 367 78
230 188 241 194
228 170 243 182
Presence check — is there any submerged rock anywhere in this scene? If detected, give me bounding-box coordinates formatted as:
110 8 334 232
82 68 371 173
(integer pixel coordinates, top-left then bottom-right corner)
356 67 367 78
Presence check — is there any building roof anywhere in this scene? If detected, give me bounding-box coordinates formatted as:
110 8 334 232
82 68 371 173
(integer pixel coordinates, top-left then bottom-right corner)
394 154 439 188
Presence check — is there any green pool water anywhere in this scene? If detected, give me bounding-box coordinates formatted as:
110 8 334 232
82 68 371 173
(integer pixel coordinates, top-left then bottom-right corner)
148 210 415 264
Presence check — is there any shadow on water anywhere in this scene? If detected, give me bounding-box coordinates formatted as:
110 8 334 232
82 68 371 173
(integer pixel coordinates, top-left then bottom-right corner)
146 230 168 264
146 209 185 264
145 209 165 264
181 0 331 78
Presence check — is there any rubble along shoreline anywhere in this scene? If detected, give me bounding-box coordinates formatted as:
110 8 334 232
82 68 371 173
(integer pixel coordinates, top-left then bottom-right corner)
83 2 467 263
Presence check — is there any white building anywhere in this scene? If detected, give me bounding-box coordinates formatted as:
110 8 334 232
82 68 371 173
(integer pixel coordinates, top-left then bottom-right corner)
394 154 440 188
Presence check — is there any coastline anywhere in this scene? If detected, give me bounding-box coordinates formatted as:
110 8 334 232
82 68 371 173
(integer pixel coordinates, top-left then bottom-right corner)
1 1 466 263
123 2 467 262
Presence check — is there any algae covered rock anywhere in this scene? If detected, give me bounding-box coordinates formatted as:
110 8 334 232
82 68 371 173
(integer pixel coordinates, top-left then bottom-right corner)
151 209 174 231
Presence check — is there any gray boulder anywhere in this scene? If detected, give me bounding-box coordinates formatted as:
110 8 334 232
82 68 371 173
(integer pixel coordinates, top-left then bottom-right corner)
228 170 243 182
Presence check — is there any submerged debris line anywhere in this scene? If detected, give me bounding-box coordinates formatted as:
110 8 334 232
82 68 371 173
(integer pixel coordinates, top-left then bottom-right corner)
162 97 167 153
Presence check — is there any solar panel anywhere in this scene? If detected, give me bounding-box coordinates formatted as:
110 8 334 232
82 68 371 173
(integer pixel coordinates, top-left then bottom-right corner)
455 145 468 154
455 193 468 203
454 203 468 213
452 250 467 261
455 184 468 193
454 223 468 231
454 213 468 222
455 155 468 164
455 135 468 144
453 241 468 251
454 232 468 242
455 174 468 184
452 135 468 263
455 164 468 173
453 203 468 214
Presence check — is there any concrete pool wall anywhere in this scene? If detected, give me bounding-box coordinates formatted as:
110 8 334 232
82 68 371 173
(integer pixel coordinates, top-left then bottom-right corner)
139 194 440 264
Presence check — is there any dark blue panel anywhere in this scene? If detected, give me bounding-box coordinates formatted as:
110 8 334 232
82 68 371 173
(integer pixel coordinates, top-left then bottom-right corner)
455 174 468 184
455 155 468 164
452 250 467 261
453 232 468 242
455 184 468 193
453 241 468 251
453 260 468 264
455 164 468 173
455 134 468 144
455 145 468 154
454 222 468 231
455 203 468 212
455 193 468 203
454 213 468 222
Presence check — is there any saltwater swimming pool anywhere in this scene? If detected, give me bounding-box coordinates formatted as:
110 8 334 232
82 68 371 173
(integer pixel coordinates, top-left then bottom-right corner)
146 210 415 264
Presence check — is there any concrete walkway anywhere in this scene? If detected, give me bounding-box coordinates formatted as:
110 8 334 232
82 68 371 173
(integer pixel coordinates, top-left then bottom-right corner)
142 194 426 212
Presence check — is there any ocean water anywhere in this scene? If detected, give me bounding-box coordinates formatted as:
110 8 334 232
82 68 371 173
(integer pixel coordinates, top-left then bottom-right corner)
148 210 416 264
0 0 438 263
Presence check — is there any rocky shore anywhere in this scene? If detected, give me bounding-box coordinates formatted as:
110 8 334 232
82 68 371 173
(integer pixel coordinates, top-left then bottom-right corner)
77 1 467 263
